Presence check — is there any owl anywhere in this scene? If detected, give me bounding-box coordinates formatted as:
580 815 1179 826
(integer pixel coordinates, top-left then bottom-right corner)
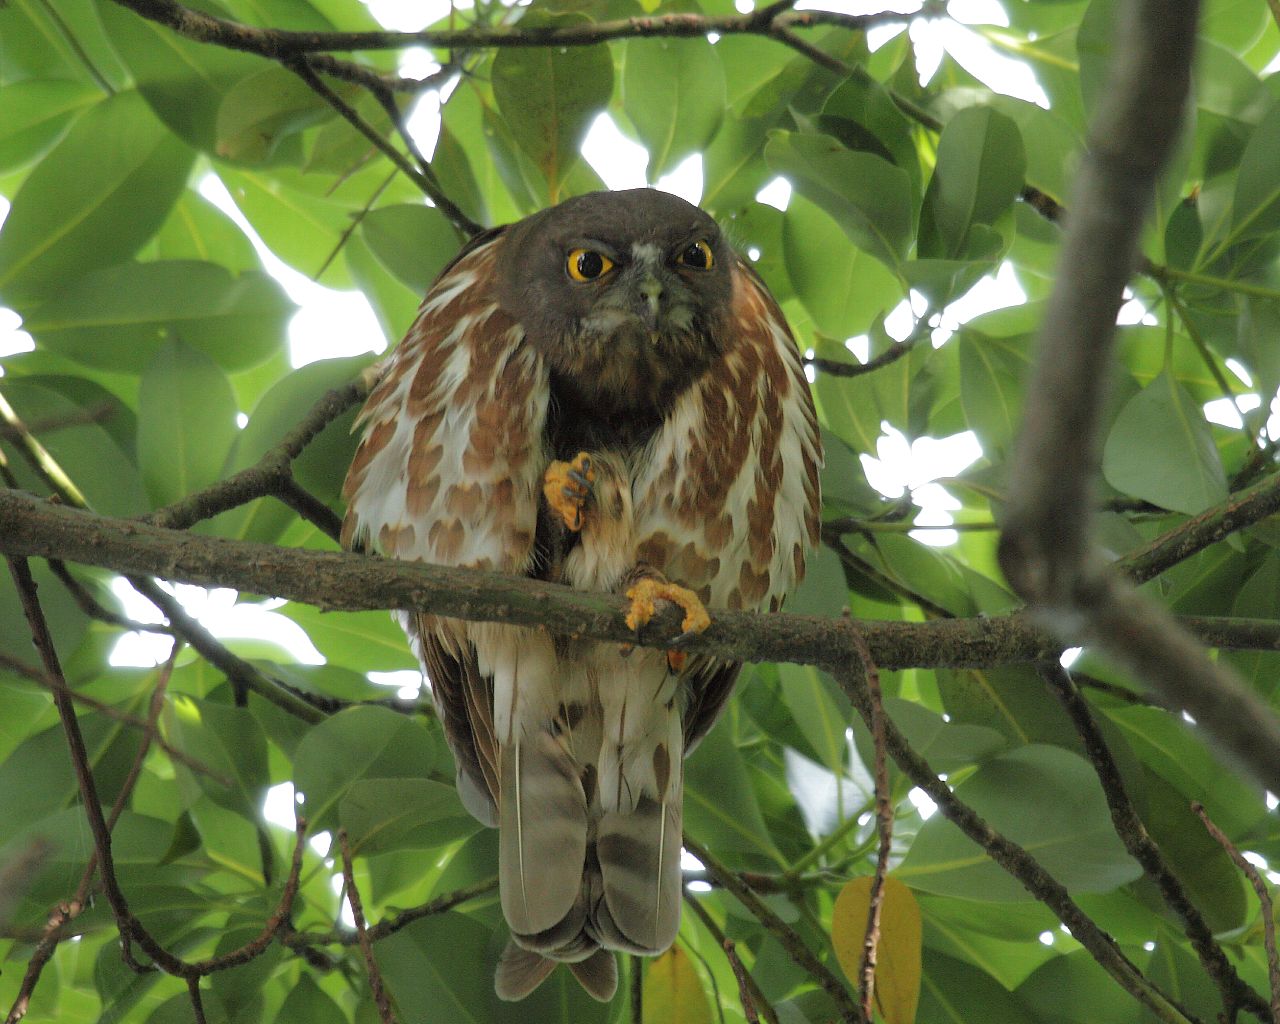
341 189 821 1001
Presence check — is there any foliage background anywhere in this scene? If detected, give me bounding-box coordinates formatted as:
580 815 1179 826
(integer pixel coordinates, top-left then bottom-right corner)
2 1 1280 1022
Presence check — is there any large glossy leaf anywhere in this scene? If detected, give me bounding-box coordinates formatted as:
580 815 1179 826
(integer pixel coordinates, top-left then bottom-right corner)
764 130 913 271
360 203 463 294
22 260 291 373
919 106 1026 260
898 745 1141 899
1102 369 1228 515
377 914 493 1024
623 37 726 181
0 91 194 304
339 777 477 854
831 876 921 1024
136 339 238 507
292 706 443 830
491 16 612 199
0 79 97 173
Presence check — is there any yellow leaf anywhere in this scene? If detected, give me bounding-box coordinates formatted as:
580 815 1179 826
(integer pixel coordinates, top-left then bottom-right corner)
831 875 922 1024
643 946 714 1024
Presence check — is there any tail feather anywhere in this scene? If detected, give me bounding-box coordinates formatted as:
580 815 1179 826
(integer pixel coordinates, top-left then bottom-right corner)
592 792 682 954
499 731 589 937
568 948 619 1002
494 940 559 1002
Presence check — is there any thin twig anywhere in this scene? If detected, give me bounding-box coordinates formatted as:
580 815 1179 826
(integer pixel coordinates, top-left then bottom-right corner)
1193 803 1280 1024
723 941 760 1024
284 876 498 948
187 979 208 1024
47 560 173 634
831 643 1199 1024
683 895 779 1024
683 835 864 1024
338 830 397 1024
630 955 643 1024
849 625 893 1023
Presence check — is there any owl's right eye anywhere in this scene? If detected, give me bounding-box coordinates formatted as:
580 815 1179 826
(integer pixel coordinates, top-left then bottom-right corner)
567 249 614 282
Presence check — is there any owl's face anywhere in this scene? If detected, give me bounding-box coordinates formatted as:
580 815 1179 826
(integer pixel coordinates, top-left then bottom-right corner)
495 189 735 414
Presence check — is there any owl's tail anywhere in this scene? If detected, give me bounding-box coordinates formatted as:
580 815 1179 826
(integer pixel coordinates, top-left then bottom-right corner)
493 703 683 1002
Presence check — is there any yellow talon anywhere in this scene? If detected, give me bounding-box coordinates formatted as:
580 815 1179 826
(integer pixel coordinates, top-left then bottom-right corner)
542 451 595 532
624 579 711 672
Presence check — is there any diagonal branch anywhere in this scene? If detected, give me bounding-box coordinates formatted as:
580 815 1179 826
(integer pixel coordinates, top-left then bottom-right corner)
684 835 864 1024
1039 663 1269 1022
996 0 1280 796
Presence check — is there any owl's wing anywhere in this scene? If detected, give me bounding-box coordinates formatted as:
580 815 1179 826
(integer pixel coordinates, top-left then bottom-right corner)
636 257 823 749
341 231 550 824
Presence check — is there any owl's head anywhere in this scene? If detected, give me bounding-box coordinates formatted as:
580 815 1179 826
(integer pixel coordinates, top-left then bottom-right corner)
494 189 735 414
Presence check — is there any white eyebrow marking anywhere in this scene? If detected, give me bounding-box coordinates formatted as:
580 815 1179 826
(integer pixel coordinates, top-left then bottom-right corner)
631 243 661 266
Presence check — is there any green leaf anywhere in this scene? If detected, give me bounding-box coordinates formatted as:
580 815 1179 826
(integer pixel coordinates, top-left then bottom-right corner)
0 376 147 517
685 716 784 868
220 354 370 542
339 777 478 854
918 950 1033 1024
215 65 332 164
293 706 442 830
280 604 417 672
764 130 913 271
957 327 1031 454
149 191 260 273
1230 97 1280 244
0 91 194 305
623 37 726 181
491 16 613 198
832 876 921 1024
136 339 238 506
898 745 1141 899
360 203 463 294
778 663 850 777
782 194 901 340
1102 369 1228 515
0 79 97 173
273 976 346 1024
164 696 269 817
98 0 261 153
919 106 1026 260
377 914 493 1024
22 260 291 373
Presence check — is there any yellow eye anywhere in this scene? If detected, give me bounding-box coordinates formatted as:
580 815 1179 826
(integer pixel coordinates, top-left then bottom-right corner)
567 249 614 282
676 239 714 270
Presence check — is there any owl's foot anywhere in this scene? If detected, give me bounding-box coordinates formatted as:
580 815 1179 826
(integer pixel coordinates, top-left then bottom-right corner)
543 452 595 532
624 579 711 673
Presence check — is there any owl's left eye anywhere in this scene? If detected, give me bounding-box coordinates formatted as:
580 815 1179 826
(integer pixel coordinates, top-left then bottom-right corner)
567 249 614 282
676 239 714 270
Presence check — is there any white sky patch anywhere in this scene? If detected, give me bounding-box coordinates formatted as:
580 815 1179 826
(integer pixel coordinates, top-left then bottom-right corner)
1038 930 1055 946
655 153 705 206
363 0 465 31
197 175 385 368
332 874 358 927
1059 646 1083 668
933 261 1028 344
582 114 649 191
108 579 325 667
1268 791 1279 811
1204 393 1262 430
756 176 793 211
860 425 983 547
0 197 33 370
681 848 712 892
907 786 937 820
368 668 424 700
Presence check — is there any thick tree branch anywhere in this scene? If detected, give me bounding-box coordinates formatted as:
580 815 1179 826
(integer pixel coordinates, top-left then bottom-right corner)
107 0 916 56
996 0 1280 795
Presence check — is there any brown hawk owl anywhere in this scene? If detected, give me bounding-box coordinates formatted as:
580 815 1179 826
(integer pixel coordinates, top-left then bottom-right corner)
341 189 821 1001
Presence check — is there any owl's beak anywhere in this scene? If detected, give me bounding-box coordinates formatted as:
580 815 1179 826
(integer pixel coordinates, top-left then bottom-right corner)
638 276 662 341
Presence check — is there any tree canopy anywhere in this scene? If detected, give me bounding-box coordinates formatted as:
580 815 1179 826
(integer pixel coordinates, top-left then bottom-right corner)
3 1 1280 1023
